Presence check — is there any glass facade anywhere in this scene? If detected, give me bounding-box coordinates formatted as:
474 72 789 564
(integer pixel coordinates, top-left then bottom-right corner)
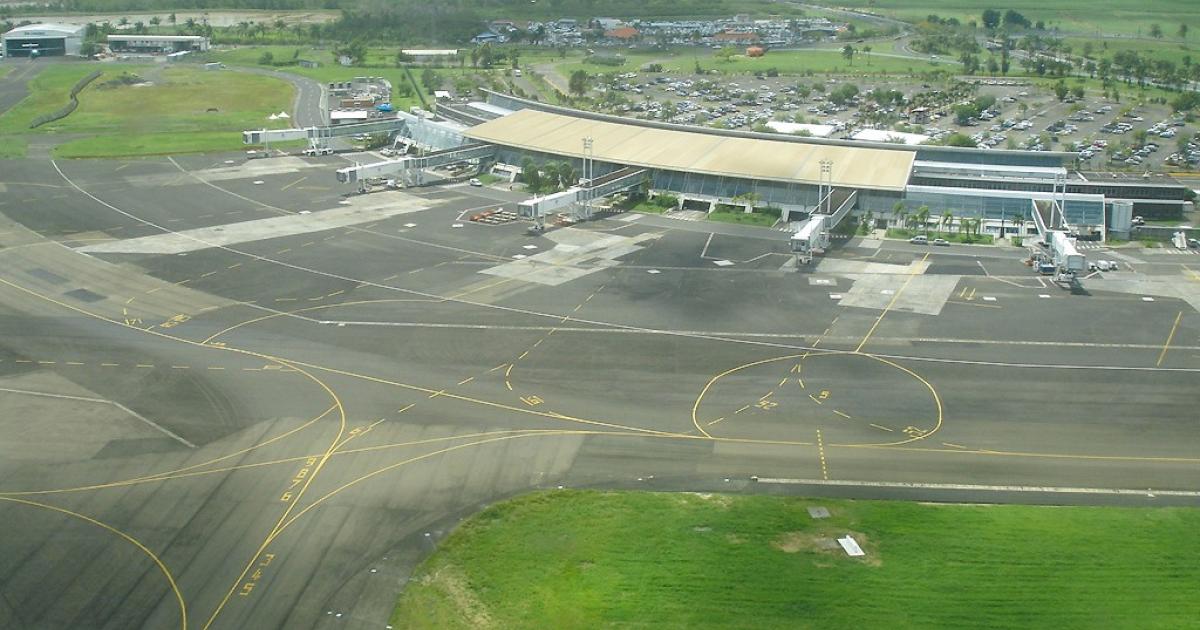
903 186 1105 226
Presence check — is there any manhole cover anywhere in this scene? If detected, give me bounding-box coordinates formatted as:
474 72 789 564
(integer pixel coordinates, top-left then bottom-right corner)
807 506 831 519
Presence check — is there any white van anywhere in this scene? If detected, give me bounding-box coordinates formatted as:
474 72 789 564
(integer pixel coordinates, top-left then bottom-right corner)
909 235 929 245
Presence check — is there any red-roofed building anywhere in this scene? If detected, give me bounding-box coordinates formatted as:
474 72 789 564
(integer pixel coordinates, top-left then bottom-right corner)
605 26 640 41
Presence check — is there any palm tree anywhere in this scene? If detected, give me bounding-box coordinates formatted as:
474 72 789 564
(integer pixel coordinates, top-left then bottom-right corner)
916 205 931 237
862 44 872 65
941 210 954 235
891 201 905 229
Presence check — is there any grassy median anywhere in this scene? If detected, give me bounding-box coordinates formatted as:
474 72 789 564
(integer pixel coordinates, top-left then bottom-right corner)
0 63 295 158
392 490 1200 629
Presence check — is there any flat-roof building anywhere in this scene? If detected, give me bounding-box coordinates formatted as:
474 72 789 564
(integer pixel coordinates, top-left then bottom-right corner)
107 34 210 53
2 23 85 57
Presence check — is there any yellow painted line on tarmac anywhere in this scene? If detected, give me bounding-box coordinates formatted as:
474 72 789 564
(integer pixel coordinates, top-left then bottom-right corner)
870 423 894 432
707 416 726 426
100 363 119 367
280 176 307 191
942 442 966 449
856 252 929 353
1156 311 1183 367
735 404 750 414
832 409 851 419
809 394 823 405
457 376 474 385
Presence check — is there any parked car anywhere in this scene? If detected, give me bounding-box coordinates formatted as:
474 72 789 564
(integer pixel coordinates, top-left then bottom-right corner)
468 178 483 187
909 235 929 245
932 238 950 246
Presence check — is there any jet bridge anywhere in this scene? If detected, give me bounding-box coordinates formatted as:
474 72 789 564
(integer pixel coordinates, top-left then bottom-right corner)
1031 198 1087 282
335 143 495 187
518 167 647 227
790 189 855 265
244 109 467 153
243 118 408 146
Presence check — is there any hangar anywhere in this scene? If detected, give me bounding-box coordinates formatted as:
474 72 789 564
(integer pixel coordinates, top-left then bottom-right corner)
1 23 85 57
107 34 210 53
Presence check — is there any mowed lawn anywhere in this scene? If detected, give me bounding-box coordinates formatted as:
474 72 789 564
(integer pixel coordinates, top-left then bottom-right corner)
393 490 1200 629
834 0 1200 37
0 63 294 157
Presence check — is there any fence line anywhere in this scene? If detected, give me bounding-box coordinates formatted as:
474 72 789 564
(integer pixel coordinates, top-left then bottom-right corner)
29 70 103 129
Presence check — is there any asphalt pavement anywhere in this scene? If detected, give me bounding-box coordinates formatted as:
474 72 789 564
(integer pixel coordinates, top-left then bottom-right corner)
0 152 1198 629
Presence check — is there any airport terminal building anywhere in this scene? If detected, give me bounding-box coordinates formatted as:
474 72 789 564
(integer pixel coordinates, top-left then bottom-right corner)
1 23 84 57
415 90 1191 240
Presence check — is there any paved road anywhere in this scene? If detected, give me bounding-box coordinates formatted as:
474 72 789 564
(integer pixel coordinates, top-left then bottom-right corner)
236 66 326 127
0 154 1197 629
0 59 47 116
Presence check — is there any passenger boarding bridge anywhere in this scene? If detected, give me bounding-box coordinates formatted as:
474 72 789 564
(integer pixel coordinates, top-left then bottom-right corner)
336 143 495 189
518 167 648 228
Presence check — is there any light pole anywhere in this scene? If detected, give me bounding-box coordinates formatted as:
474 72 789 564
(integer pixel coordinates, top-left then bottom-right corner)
819 159 833 215
581 136 594 220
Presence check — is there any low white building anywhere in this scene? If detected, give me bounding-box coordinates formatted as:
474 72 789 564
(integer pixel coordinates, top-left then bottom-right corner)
107 34 210 53
851 128 930 146
765 121 836 137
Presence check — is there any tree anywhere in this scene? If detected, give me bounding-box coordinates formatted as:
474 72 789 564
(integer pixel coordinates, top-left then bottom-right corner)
960 53 980 75
916 205 931 237
1002 10 1029 29
168 12 176 26
1053 80 1068 101
941 210 954 233
842 44 855 65
891 201 905 228
149 16 160 27
555 161 578 188
1071 85 1085 99
862 45 872 65
1150 23 1163 39
716 46 737 62
982 8 1001 30
420 68 438 92
395 50 413 66
520 157 542 192
1180 23 1190 40
568 69 589 97
945 132 977 147
259 51 274 66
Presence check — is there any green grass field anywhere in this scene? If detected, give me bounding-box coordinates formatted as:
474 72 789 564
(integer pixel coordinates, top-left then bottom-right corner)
0 63 295 157
707 209 779 227
1063 36 1198 67
834 0 1200 38
392 490 1200 629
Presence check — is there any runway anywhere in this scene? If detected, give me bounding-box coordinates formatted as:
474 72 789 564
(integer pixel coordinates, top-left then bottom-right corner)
0 152 1198 629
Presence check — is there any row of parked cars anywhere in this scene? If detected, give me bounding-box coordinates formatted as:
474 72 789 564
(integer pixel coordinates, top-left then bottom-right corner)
909 235 949 246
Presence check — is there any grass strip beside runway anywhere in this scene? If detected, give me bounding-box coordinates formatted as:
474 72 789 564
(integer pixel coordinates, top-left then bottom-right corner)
392 490 1200 629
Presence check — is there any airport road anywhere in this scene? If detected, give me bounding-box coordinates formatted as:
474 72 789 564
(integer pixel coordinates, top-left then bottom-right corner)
0 153 1198 629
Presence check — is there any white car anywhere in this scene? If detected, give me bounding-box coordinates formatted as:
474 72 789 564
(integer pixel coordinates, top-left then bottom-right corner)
468 178 482 187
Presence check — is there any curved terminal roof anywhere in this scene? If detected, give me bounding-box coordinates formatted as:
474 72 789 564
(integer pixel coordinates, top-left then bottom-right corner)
465 109 915 191
3 23 85 37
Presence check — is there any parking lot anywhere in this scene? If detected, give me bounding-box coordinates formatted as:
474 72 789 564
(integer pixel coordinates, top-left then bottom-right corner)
584 66 1196 170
